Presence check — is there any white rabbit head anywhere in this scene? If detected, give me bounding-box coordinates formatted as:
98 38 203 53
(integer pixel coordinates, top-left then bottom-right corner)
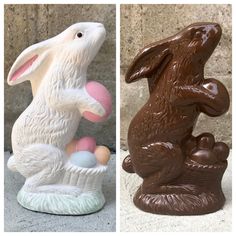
7 22 106 88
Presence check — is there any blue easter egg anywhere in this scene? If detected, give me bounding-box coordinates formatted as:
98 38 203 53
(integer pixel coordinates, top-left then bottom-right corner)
70 151 97 168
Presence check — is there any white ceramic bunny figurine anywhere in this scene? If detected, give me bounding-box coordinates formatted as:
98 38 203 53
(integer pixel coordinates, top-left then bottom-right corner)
7 22 112 215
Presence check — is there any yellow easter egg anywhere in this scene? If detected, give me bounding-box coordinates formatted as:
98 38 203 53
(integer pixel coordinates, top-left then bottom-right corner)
94 146 110 165
65 139 77 155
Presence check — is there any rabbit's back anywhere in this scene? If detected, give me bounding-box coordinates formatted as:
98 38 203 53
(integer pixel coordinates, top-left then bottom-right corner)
12 95 80 153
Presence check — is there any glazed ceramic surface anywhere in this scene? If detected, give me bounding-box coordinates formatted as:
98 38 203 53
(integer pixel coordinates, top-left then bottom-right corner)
123 22 230 215
7 22 112 215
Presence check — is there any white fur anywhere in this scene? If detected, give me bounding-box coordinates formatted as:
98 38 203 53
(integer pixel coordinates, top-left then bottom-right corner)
7 22 106 191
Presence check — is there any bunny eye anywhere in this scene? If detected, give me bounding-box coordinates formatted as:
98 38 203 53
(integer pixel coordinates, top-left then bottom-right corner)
76 32 83 38
194 31 202 37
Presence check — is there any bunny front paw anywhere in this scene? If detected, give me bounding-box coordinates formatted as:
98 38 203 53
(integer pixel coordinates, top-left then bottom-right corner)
82 102 106 122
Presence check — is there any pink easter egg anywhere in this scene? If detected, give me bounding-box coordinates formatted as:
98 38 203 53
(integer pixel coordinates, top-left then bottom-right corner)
75 136 96 153
83 81 112 122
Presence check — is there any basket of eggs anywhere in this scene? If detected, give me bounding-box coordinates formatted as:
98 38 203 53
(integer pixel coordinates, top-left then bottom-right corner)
62 136 110 193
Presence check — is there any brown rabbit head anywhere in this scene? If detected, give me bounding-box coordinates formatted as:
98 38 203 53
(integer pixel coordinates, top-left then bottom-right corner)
125 23 221 85
170 22 222 63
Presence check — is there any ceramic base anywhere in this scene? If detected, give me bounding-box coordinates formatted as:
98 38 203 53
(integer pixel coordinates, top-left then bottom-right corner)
17 187 105 215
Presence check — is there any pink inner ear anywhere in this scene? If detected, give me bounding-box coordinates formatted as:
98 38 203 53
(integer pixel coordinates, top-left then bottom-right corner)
10 55 38 81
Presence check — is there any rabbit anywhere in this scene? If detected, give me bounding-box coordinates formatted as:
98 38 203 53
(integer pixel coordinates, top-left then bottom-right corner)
7 22 109 191
122 22 230 196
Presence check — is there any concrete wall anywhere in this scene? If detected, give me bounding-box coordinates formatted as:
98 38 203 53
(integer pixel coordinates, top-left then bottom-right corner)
121 4 232 149
4 4 116 151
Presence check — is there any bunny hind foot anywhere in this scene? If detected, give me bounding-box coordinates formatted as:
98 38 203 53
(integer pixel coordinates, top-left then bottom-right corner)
142 181 200 195
13 144 65 189
141 168 200 195
135 142 184 193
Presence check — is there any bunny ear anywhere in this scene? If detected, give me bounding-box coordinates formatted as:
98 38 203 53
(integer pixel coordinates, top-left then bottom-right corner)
7 39 53 86
125 41 172 84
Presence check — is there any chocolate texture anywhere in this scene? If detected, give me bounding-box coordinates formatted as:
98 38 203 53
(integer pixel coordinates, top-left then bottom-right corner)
123 23 230 215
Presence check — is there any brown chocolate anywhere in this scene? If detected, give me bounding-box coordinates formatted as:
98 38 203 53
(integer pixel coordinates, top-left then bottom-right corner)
123 23 230 215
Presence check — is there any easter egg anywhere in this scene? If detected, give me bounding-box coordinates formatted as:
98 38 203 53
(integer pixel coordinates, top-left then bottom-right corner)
83 81 112 122
94 146 111 165
76 136 96 152
66 137 96 155
66 139 78 155
70 151 97 168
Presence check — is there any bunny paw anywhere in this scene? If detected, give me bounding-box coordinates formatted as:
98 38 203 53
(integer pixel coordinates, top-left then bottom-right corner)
83 81 112 122
188 133 229 165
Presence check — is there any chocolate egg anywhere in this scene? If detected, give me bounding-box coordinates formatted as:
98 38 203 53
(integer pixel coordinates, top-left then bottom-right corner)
70 151 97 168
94 146 110 165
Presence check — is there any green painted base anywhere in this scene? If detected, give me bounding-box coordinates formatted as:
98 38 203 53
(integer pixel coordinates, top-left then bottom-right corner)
17 188 105 215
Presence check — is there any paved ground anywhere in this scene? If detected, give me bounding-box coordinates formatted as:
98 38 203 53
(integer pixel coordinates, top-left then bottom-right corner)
120 150 232 232
4 152 116 232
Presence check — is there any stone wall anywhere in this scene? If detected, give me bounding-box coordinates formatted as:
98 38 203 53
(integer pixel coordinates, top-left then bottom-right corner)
4 4 116 151
121 4 232 149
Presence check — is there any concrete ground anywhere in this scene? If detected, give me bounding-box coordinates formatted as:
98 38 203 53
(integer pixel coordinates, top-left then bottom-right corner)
120 149 232 232
4 152 116 232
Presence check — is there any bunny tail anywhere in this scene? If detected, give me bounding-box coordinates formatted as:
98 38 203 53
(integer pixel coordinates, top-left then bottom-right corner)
7 155 18 172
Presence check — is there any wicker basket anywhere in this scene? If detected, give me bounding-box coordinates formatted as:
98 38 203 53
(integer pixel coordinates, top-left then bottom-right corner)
61 161 107 192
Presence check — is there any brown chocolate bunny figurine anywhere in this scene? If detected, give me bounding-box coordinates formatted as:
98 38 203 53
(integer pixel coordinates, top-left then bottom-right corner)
123 22 230 215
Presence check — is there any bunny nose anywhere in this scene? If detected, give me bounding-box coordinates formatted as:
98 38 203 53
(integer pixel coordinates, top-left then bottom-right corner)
93 23 105 32
215 24 221 34
214 23 220 29
97 23 104 27
211 23 222 35
93 23 104 29
96 24 106 37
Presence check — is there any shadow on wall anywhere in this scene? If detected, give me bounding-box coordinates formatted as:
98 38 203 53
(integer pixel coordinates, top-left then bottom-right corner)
4 4 116 152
